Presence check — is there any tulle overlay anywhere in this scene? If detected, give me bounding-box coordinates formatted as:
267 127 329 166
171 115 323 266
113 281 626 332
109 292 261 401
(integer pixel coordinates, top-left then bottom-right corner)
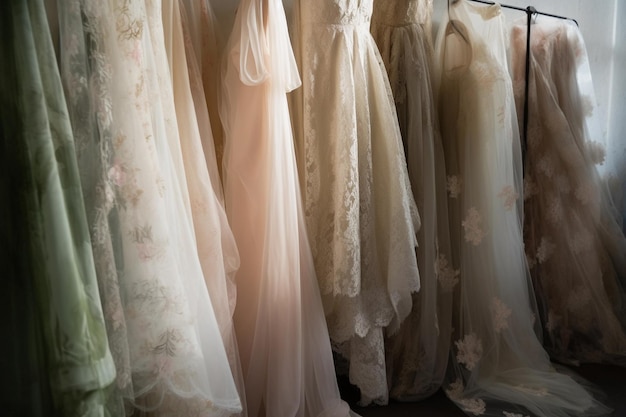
510 19 626 367
5 0 624 416
370 0 454 402
220 0 359 416
290 0 421 405
434 1 611 416
57 0 243 415
3 0 117 415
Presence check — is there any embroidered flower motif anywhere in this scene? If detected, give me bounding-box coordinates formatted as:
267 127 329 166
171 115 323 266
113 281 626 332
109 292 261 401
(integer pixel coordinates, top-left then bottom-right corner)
575 183 594 205
105 182 116 205
537 155 555 178
109 304 125 331
581 94 595 118
447 175 462 199
446 379 465 399
459 398 487 415
447 379 487 414
586 141 606 165
130 224 164 261
108 163 127 186
462 208 486 246
536 237 555 264
497 185 519 211
435 254 460 293
546 197 563 224
130 39 143 65
491 297 512 333
456 333 483 370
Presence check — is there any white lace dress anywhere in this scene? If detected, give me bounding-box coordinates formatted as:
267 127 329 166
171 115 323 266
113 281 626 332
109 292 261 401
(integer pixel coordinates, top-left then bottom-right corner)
58 0 243 415
289 0 421 405
510 19 626 367
435 1 610 416
220 0 358 416
370 0 455 402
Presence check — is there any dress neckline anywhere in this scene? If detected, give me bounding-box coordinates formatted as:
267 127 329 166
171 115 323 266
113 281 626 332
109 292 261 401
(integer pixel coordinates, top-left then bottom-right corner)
457 0 501 20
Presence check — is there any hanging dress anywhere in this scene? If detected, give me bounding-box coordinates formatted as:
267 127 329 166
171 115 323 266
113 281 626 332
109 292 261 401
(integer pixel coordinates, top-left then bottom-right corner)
290 0 421 405
220 0 358 416
163 0 248 413
59 0 243 414
435 1 610 416
370 0 455 401
2 0 116 415
510 18 626 367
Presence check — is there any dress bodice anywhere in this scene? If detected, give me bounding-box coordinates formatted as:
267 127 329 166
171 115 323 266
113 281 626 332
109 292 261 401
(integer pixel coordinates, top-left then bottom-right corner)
301 0 373 27
371 0 432 26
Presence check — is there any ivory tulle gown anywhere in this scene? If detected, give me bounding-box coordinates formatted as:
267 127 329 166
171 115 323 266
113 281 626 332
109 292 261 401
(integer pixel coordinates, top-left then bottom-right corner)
370 0 455 401
289 0 421 405
58 0 243 414
510 18 626 367
220 0 359 416
435 1 610 415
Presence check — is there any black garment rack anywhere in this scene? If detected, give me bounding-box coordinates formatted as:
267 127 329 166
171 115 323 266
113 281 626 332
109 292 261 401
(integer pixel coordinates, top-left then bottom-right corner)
464 0 578 170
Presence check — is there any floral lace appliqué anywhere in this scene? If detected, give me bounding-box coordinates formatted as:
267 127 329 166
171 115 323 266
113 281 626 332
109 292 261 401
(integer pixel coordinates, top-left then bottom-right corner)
575 183 594 205
491 297 512 333
435 254 460 293
455 333 483 371
586 141 606 165
447 175 462 198
446 378 465 399
497 185 518 211
129 224 166 262
546 197 564 224
536 237 555 264
460 398 487 416
462 207 486 246
537 155 555 178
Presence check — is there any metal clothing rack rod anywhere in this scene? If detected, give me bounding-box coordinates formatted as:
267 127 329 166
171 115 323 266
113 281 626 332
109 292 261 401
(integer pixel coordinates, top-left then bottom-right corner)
465 0 577 172
467 0 578 26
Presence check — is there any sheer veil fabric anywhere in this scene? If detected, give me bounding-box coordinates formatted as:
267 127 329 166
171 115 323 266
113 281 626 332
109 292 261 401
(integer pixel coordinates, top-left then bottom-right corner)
178 0 228 192
220 0 359 416
289 0 421 405
4 0 116 414
435 1 610 416
510 18 626 367
370 0 455 402
163 0 248 413
57 0 243 414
